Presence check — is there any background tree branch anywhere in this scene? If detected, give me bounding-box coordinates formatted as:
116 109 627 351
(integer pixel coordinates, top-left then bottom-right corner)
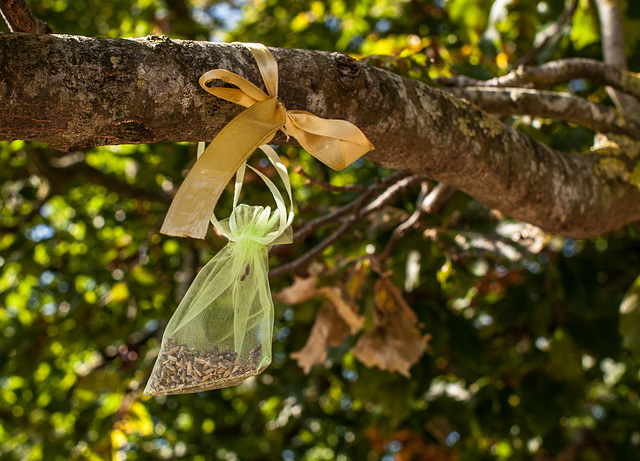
445 86 640 139
437 58 640 98
26 147 170 203
270 171 417 277
2 34 640 238
0 0 51 33
514 0 578 67
595 0 640 114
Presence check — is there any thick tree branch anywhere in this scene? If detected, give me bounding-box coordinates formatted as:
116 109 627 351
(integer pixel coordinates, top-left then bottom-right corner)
0 0 51 33
446 87 640 140
2 34 640 238
594 0 640 114
437 58 640 99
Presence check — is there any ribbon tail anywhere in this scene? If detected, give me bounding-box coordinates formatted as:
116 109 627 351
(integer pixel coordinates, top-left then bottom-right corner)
286 112 374 170
160 99 284 238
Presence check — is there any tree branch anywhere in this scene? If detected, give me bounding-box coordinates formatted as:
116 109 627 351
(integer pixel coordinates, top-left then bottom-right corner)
445 86 640 140
379 182 458 263
379 181 430 262
292 171 409 243
270 174 425 277
421 183 457 214
594 0 640 114
294 166 368 193
28 148 170 203
2 34 640 238
514 0 578 67
0 0 51 33
437 58 640 99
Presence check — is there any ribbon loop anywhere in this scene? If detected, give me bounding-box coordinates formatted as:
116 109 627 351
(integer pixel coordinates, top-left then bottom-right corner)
199 69 269 107
241 42 279 98
161 42 374 239
211 145 294 246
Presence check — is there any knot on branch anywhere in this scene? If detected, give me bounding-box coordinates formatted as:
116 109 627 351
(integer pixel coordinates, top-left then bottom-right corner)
335 54 362 89
99 119 156 143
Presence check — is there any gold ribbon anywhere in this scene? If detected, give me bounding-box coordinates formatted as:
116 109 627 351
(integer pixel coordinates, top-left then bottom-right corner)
160 42 374 239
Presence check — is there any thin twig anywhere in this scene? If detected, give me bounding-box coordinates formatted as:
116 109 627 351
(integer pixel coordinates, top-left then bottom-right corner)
421 183 457 213
0 0 51 33
379 182 430 262
379 182 458 262
292 171 410 243
271 220 354 278
294 166 368 193
359 175 425 215
428 226 534 256
436 57 640 106
270 174 425 278
293 194 370 243
29 148 170 203
515 0 578 67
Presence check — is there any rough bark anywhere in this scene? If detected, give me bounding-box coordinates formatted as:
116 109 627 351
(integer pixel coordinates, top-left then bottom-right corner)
2 33 640 238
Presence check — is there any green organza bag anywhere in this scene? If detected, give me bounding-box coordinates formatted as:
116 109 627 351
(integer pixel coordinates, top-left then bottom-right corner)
145 145 293 395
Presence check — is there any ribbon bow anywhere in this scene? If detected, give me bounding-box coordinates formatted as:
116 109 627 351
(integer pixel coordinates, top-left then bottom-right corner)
212 144 294 247
160 42 374 239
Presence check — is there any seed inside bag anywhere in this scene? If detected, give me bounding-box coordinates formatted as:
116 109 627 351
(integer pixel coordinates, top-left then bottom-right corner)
240 264 250 282
146 337 264 395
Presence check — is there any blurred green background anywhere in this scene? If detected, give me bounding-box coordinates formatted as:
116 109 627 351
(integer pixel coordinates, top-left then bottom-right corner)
3 0 640 460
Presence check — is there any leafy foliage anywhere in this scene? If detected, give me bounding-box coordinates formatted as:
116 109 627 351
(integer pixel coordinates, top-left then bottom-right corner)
2 0 640 460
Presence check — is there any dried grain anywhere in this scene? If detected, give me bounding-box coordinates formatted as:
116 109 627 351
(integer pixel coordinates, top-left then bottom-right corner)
146 337 264 395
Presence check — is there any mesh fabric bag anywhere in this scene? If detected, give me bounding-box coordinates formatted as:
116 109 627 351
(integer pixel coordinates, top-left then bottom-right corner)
145 146 292 395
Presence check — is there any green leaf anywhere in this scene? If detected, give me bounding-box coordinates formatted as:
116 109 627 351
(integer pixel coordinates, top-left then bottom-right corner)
620 275 640 356
570 0 600 49
547 329 583 382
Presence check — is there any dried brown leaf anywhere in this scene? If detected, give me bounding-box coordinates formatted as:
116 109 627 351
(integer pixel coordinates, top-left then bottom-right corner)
351 279 430 377
273 275 317 304
316 286 365 334
346 260 368 301
380 278 419 324
278 275 365 373
290 302 351 374
351 322 429 377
